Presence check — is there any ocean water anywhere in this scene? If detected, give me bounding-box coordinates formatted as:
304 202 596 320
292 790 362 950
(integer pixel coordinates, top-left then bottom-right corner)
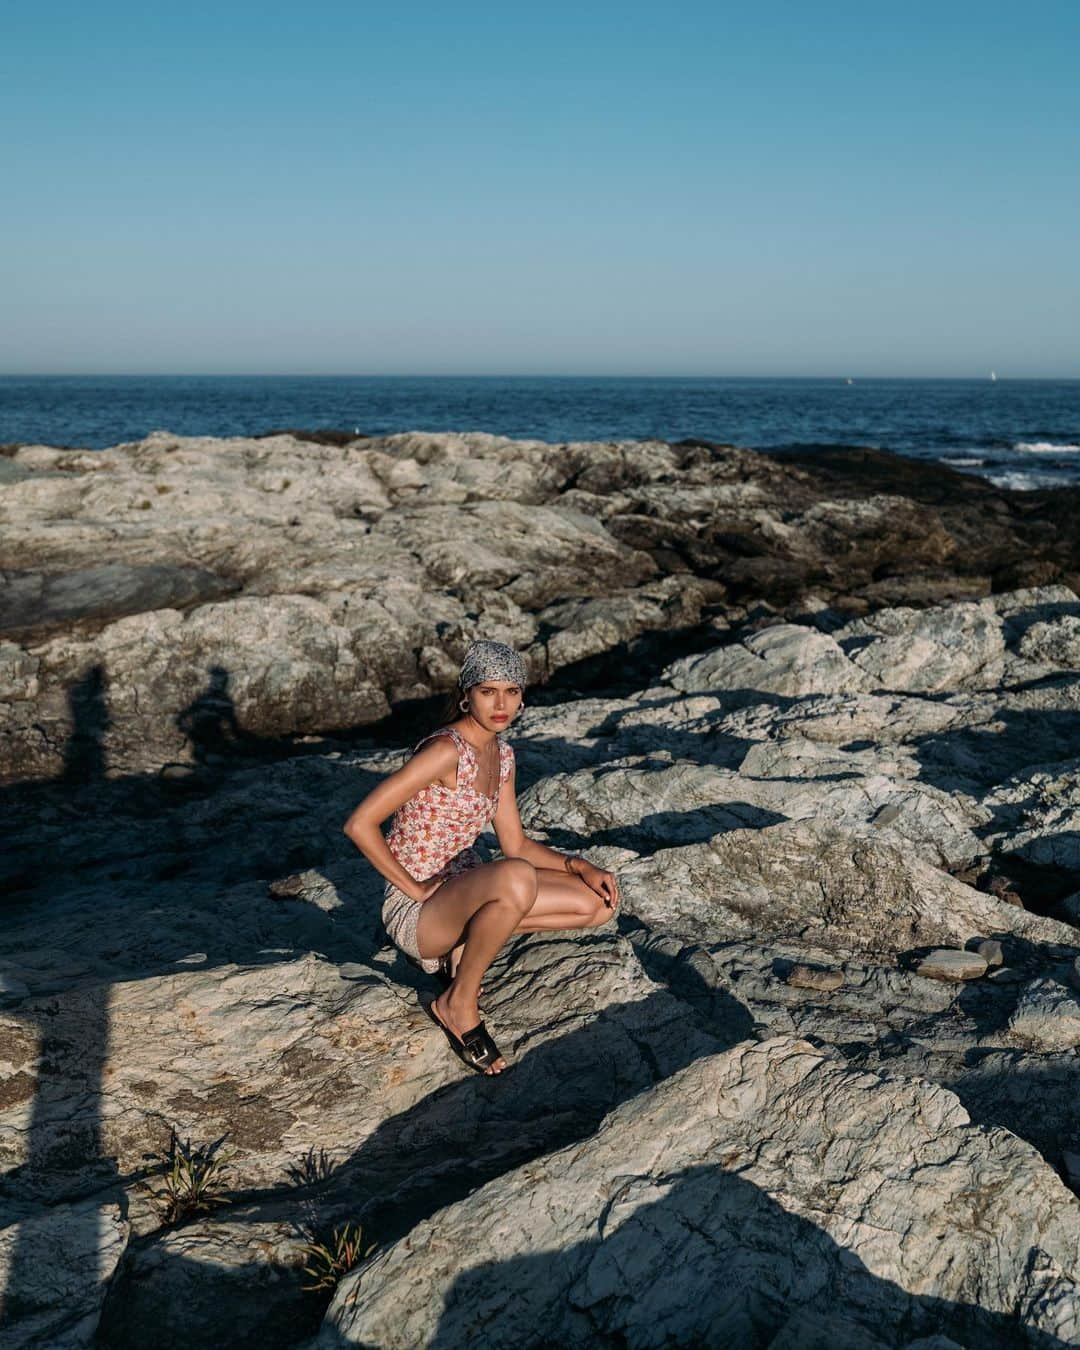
2 375 1079 490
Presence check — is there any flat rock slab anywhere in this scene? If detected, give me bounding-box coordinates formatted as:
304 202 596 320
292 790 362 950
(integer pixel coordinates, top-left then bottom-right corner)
915 949 989 982
665 623 870 697
0 931 708 1212
522 740 985 870
4 577 1080 1347
320 1036 1080 1349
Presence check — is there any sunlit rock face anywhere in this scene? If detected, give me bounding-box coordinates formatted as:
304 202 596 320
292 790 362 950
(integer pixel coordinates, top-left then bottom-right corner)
4 430 1079 783
2 433 1080 1347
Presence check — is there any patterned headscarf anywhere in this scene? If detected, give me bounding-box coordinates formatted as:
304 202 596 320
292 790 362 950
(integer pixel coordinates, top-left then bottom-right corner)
458 640 528 692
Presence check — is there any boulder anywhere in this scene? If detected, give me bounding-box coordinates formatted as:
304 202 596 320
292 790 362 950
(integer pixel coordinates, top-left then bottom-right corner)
613 819 1077 957
665 623 868 697
320 1037 1080 1348
835 601 1005 693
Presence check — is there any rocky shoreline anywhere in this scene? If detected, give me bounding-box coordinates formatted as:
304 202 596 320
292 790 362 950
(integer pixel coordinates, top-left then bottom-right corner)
4 428 1080 786
2 431 1079 1346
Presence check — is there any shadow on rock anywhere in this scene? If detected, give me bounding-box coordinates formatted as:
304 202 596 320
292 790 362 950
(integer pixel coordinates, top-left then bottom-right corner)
1 664 391 1347
61 663 111 785
539 803 786 859
376 1164 1073 1350
913 705 1080 798
175 665 262 766
98 983 741 1348
622 922 761 1046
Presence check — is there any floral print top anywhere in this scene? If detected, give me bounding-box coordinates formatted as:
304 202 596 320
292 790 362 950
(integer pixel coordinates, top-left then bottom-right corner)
384 727 515 887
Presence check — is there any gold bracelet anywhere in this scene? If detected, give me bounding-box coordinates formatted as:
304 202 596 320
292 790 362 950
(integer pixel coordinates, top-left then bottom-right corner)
564 854 582 876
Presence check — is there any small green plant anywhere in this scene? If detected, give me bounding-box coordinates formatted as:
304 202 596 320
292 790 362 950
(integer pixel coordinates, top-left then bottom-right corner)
143 1131 233 1224
299 1222 375 1292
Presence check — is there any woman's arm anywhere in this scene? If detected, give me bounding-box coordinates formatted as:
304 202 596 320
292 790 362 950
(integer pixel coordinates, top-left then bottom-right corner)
492 763 620 907
342 738 459 901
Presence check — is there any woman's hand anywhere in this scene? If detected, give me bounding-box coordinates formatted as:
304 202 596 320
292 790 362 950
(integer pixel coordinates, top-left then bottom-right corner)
574 860 620 909
412 876 443 903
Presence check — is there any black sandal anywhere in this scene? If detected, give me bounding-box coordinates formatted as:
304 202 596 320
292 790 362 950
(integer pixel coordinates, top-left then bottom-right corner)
426 1001 506 1073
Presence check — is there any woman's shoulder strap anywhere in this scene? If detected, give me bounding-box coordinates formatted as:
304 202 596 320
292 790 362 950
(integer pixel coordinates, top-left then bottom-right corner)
413 726 477 780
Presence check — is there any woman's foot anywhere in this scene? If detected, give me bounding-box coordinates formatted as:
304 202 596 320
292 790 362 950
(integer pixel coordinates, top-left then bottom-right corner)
431 988 506 1074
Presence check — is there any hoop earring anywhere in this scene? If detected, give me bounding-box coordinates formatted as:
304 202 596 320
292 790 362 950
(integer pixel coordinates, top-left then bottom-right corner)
459 697 469 711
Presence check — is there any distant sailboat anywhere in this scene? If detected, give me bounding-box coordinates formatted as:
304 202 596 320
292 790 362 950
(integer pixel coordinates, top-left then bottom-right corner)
990 371 998 382
845 378 854 385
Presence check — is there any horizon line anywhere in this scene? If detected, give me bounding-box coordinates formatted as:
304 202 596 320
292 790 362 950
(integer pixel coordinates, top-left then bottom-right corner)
2 372 1079 382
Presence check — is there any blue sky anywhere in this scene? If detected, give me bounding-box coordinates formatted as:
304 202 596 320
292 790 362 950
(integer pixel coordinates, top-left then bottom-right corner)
3 1 1078 376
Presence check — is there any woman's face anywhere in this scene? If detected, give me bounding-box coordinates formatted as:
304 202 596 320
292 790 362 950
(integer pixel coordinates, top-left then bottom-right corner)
463 680 523 730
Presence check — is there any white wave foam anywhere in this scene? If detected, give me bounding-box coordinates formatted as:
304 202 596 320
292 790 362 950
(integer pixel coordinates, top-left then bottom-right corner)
1014 441 1080 455
988 469 1059 491
943 456 985 467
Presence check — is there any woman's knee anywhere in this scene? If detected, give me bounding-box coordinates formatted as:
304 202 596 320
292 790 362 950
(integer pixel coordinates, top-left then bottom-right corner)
494 858 538 910
586 895 616 928
564 876 611 927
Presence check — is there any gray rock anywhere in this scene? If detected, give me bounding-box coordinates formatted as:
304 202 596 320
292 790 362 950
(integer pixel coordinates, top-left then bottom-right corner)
769 1309 890 1349
0 563 237 641
1008 976 1080 1050
0 970 31 1003
614 819 1074 957
915 949 988 982
836 601 1005 693
902 1340 968 1350
4 576 1080 1345
1017 613 1080 669
982 762 1080 870
528 575 724 675
665 623 868 697
521 748 984 871
320 1037 1080 1348
92 933 717 1346
2 428 1076 784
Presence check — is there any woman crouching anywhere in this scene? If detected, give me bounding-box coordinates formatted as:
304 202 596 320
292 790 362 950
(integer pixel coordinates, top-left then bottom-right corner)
343 640 619 1076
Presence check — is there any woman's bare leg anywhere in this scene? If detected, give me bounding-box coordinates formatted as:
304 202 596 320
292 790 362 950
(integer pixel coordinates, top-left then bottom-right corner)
415 859 538 1074
512 867 616 932
444 867 614 972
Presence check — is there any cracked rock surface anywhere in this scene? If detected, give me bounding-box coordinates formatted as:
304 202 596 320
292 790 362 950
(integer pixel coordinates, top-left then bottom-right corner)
2 437 1080 1347
320 1037 1080 1349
